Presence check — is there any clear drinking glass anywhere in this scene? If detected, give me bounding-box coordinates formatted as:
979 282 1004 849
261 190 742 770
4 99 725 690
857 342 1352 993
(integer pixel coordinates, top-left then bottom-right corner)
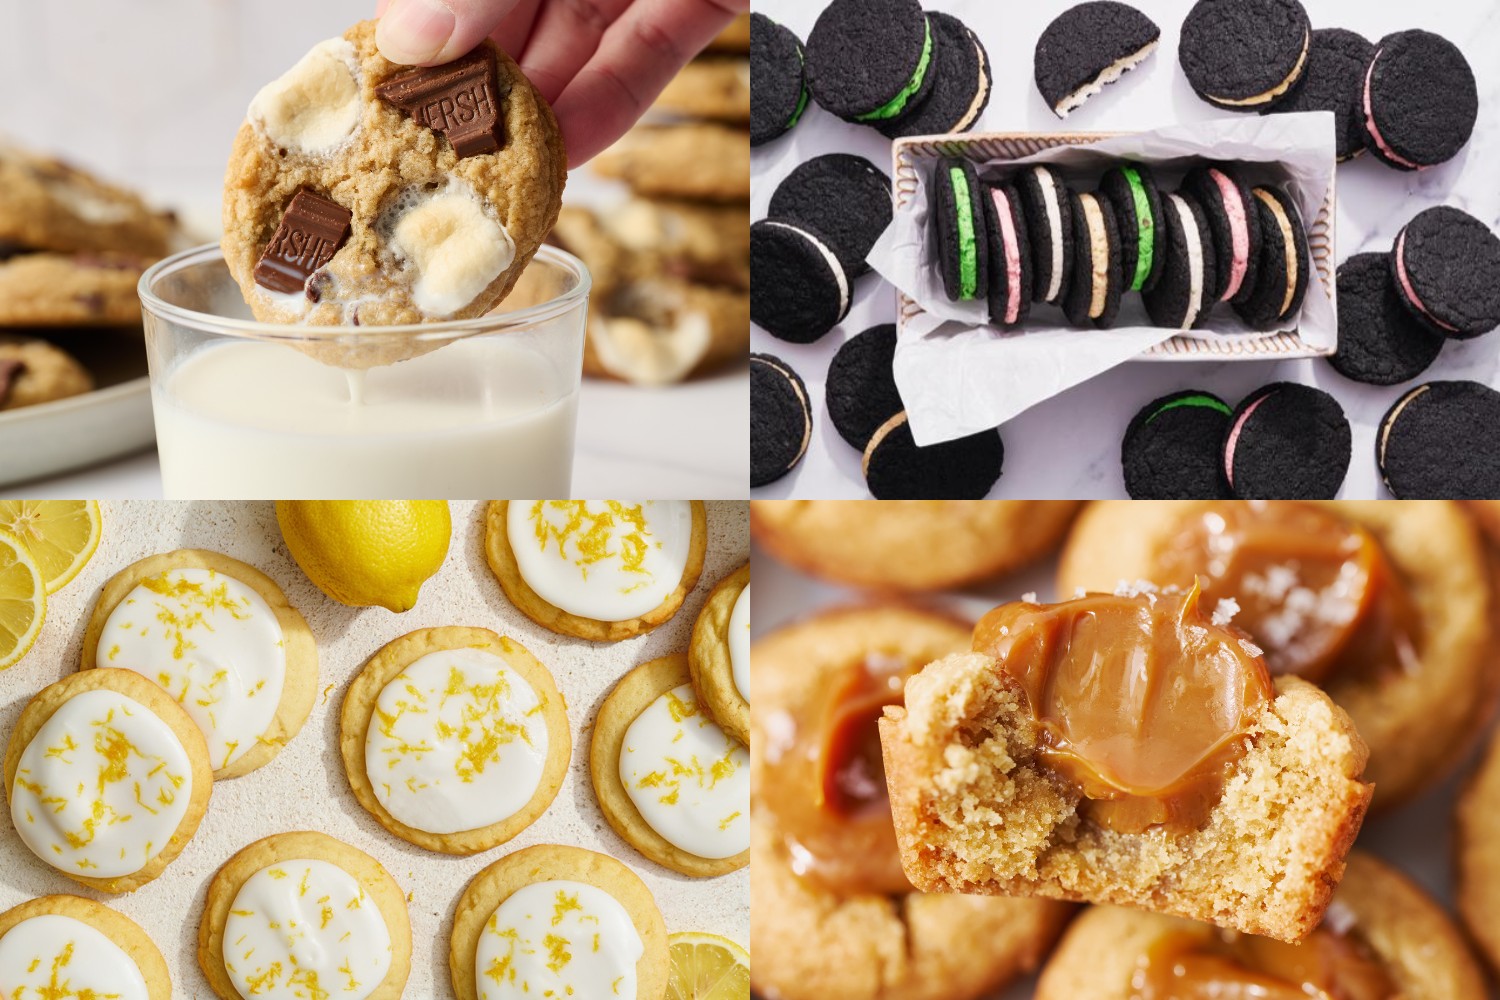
139 244 588 499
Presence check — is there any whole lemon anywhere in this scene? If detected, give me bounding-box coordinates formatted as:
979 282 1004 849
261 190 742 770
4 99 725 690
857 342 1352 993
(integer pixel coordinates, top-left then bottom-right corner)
276 501 450 612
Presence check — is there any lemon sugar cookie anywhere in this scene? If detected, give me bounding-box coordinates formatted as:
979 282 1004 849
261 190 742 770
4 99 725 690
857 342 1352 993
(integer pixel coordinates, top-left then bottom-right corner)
484 500 707 641
198 831 411 1000
81 549 319 779
3 668 213 894
0 895 171 1000
688 562 749 745
592 654 749 877
340 626 570 855
449 844 668 1000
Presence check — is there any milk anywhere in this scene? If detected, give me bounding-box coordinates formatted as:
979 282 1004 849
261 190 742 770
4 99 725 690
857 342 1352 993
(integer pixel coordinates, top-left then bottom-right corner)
153 337 576 498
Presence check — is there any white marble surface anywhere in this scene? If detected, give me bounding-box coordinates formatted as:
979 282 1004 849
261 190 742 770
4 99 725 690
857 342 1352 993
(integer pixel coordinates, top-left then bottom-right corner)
751 0 1500 499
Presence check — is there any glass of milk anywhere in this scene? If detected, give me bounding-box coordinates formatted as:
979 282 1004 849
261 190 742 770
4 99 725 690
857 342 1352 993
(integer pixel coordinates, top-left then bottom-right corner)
138 244 587 498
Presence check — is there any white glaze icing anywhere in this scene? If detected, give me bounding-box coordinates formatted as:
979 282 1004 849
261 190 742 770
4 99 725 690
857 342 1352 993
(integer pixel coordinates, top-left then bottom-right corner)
10 689 193 879
0 913 150 1000
619 684 749 859
506 501 694 621
364 645 548 835
728 584 750 704
98 567 288 772
475 880 643 1000
223 858 392 1000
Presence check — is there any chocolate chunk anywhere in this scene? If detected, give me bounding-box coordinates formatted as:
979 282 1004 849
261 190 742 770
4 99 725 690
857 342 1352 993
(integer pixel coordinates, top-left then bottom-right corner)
0 358 23 407
75 292 105 314
377 49 507 158
253 189 352 294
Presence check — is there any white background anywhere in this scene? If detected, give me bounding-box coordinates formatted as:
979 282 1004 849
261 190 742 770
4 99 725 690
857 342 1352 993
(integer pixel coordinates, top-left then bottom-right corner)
750 0 1500 499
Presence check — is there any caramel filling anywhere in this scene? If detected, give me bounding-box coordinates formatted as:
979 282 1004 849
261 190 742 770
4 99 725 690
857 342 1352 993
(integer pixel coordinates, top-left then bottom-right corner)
973 585 1272 834
1134 922 1397 1000
1151 502 1420 684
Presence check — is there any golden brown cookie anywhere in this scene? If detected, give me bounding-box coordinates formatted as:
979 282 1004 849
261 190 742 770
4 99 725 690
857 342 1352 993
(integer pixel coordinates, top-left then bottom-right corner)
0 337 92 410
688 562 749 744
449 844 668 1000
340 626 570 855
1057 500 1500 810
1037 852 1485 999
0 895 172 999
0 147 175 258
603 199 749 290
1453 722 1500 979
655 57 750 123
197 831 412 1000
752 606 1071 1000
222 20 566 334
484 500 707 641
1468 501 1500 545
706 12 751 53
0 253 148 326
81 548 319 779
591 654 748 877
751 500 1080 591
586 278 748 384
592 124 749 202
3 668 213 894
548 204 625 301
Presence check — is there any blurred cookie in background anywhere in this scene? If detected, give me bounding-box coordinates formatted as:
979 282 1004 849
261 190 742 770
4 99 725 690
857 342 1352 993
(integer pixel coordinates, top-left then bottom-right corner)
706 13 751 53
0 146 175 258
654 57 750 124
0 336 93 410
592 124 750 202
0 253 152 328
585 278 748 385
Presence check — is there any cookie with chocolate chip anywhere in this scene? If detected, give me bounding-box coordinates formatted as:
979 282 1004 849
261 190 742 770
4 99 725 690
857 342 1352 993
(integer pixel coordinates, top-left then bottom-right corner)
0 337 93 410
0 147 175 259
0 253 148 327
221 20 566 338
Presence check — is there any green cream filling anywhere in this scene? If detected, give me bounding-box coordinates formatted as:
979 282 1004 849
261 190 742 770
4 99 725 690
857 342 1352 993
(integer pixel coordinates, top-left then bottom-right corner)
787 48 809 129
1146 394 1231 426
855 17 933 122
1122 166 1155 292
950 167 978 300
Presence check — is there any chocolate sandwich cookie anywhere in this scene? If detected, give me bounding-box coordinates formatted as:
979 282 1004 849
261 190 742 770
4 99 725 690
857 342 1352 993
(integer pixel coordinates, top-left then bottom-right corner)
880 12 991 139
751 354 812 488
1100 163 1164 294
1063 191 1122 328
1034 2 1161 119
862 412 1003 500
1122 390 1234 499
1224 382 1350 499
750 219 850 343
826 324 903 450
1378 381 1500 499
1017 165 1074 306
1184 164 1261 305
1362 30 1478 171
933 158 988 303
805 0 935 124
751 14 808 146
1178 0 1310 111
1234 186 1310 329
768 154 891 280
1143 191 1218 330
1391 206 1500 340
1262 28 1374 162
1330 252 1442 386
982 182 1033 327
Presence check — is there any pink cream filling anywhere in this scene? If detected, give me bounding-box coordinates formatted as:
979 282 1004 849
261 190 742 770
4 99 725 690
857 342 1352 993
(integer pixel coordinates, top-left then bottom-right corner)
1210 169 1249 301
1223 392 1271 487
992 187 1022 325
1363 53 1423 170
1395 231 1458 332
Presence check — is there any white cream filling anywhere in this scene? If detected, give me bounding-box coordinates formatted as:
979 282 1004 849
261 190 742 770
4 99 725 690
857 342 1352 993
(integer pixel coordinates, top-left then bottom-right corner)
1054 39 1159 118
953 40 992 132
1170 194 1205 330
1035 167 1064 302
764 221 848 316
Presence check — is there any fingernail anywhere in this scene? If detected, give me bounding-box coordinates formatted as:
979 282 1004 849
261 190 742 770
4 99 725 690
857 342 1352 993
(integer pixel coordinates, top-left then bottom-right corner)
377 0 455 65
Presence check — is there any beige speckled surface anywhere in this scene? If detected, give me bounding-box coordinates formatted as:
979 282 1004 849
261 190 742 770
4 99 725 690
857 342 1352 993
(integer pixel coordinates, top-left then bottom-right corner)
0 500 748 997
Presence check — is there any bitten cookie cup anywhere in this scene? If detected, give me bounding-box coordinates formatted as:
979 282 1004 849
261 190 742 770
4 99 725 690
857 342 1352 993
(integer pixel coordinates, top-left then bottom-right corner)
339 626 570 855
80 548 319 780
221 20 566 337
0 895 172 1000
1035 852 1485 999
3 669 214 894
1058 501 1500 810
484 500 707 642
197 831 412 1000
448 845 668 1000
688 562 749 746
749 500 1079 592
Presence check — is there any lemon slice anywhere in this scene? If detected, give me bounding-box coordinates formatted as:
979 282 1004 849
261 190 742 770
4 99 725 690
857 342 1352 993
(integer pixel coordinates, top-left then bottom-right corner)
0 500 102 594
666 932 751 1000
0 528 46 670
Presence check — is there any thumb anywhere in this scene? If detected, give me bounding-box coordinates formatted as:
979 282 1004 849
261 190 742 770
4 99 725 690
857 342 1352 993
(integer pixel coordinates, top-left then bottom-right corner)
376 0 516 66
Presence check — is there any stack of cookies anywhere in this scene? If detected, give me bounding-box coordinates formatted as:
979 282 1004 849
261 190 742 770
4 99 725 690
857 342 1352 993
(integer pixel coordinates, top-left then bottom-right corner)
551 15 750 386
0 145 174 413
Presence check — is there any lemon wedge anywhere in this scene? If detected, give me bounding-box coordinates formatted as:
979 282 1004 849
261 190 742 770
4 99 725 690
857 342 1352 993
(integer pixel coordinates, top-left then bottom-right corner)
0 528 46 670
0 500 102 594
666 932 751 1000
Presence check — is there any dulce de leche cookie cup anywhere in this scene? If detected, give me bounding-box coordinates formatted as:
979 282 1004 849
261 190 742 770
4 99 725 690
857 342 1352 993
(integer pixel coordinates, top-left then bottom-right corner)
138 243 588 499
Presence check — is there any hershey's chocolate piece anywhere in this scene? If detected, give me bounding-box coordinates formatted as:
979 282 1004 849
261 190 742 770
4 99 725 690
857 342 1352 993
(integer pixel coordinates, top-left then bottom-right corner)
0 358 23 407
376 48 507 158
253 189 352 294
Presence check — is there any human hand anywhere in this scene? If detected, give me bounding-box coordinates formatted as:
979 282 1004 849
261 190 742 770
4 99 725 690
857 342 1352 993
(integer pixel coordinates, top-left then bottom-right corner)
375 0 746 166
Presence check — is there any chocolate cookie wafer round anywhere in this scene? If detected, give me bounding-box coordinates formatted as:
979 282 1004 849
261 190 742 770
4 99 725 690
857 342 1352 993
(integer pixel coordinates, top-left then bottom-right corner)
1378 381 1500 499
863 412 1003 500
